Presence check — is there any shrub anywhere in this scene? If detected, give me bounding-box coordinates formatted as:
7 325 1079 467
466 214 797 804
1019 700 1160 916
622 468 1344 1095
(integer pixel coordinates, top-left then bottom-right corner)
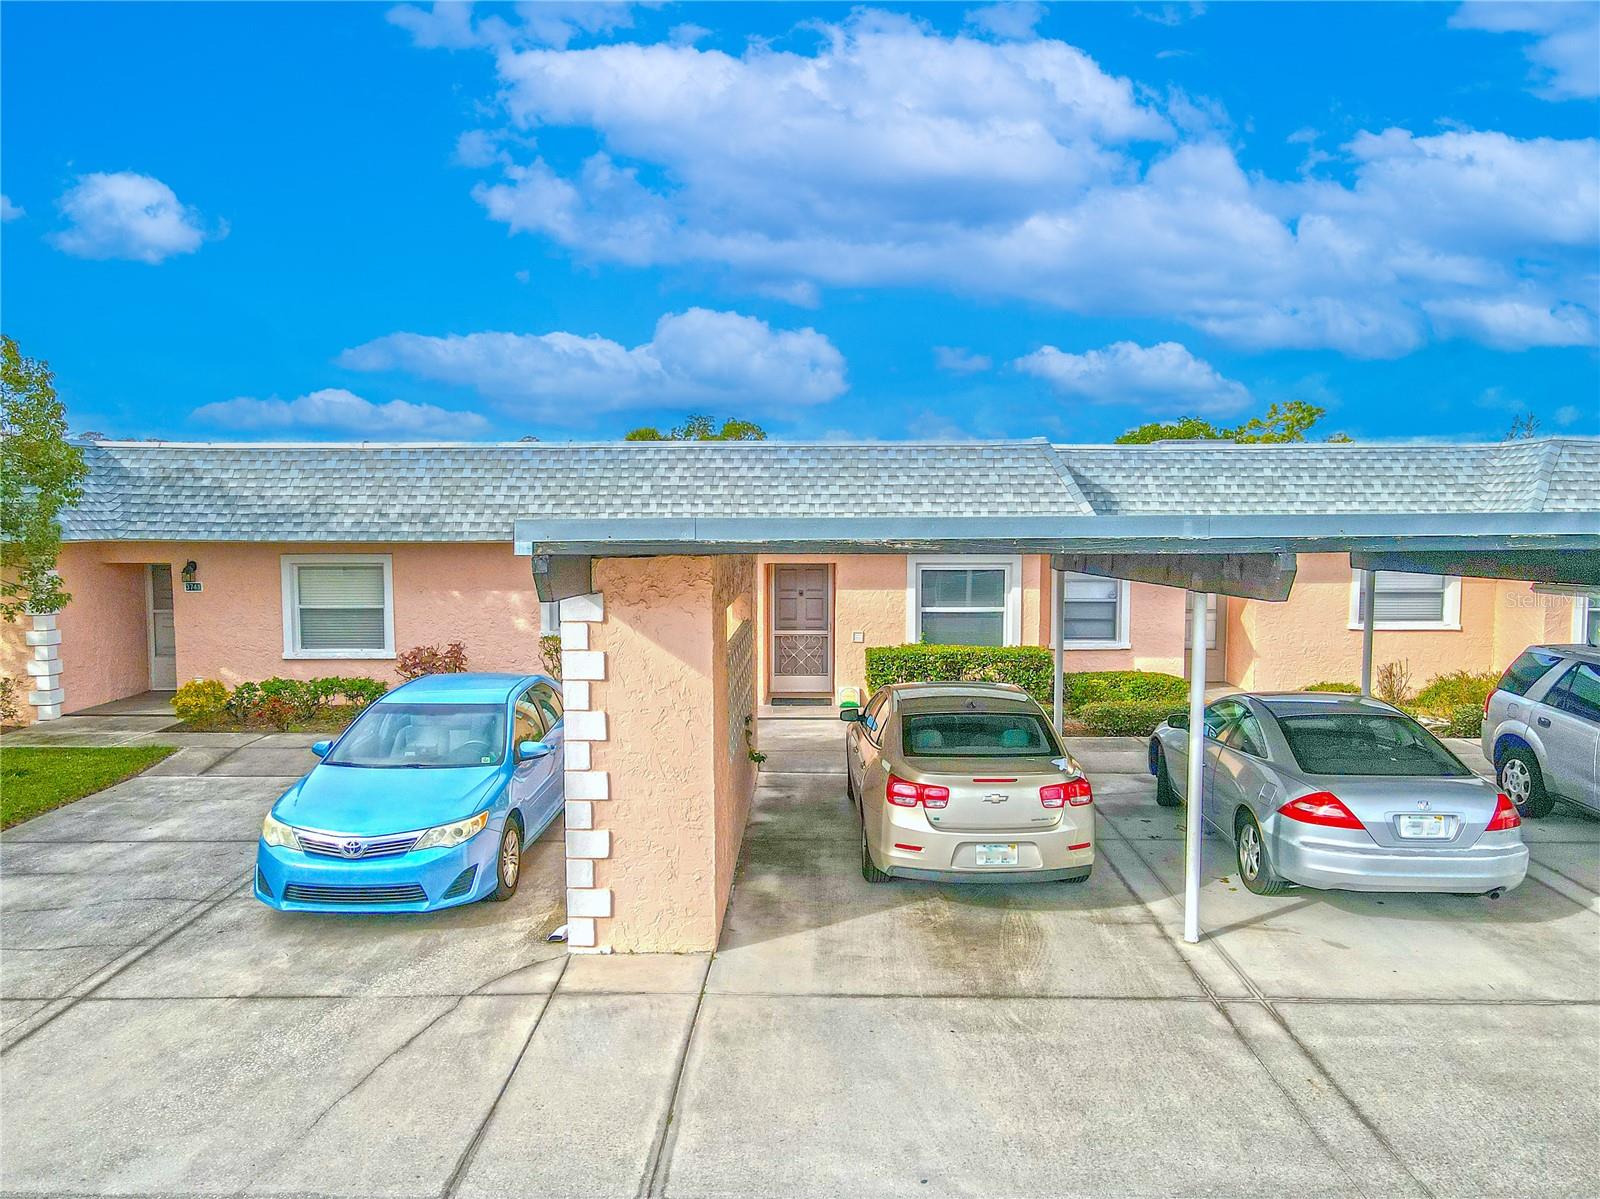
539 634 563 680
0 676 18 725
324 676 388 708
258 677 320 721
225 681 263 719
1076 699 1181 738
172 679 228 722
1413 670 1497 714
1438 703 1484 740
396 641 469 681
257 695 298 731
864 645 1187 713
1304 680 1360 693
1374 659 1413 705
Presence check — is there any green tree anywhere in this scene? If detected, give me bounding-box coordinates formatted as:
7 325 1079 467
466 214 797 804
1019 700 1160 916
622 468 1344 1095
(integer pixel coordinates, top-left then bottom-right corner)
1115 400 1349 445
2 337 87 620
623 414 768 441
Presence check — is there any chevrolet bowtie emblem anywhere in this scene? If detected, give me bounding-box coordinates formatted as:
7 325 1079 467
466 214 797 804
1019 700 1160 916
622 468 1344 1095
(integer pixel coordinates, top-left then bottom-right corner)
982 793 1008 804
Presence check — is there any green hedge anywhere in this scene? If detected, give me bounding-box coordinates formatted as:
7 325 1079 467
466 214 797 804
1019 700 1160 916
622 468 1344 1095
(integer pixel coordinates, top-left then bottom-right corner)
863 645 1186 713
1076 699 1182 737
1413 670 1498 713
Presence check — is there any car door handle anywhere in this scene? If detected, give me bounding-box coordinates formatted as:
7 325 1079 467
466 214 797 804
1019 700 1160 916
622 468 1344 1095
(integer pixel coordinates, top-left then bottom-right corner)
1537 716 1551 727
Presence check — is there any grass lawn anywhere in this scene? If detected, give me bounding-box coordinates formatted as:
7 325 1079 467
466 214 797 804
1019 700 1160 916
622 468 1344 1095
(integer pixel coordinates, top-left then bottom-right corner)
1 745 178 830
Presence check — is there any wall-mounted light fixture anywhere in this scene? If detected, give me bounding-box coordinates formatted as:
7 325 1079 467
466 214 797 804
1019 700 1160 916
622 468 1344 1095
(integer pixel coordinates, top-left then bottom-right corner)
181 560 198 584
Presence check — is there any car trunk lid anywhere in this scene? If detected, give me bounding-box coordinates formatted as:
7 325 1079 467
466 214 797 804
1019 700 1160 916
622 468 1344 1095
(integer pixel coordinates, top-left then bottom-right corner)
907 755 1076 833
1306 775 1506 848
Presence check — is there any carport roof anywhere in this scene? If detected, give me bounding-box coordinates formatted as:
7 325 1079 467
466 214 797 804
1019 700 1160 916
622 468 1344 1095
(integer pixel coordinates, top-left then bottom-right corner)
62 436 1600 555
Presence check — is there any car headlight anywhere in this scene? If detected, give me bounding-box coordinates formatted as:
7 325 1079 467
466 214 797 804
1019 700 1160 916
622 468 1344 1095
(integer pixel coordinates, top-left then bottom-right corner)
261 812 302 851
411 810 490 852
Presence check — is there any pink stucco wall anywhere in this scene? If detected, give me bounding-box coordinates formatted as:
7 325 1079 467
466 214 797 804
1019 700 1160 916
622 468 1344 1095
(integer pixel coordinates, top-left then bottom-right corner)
711 555 758 931
589 555 757 953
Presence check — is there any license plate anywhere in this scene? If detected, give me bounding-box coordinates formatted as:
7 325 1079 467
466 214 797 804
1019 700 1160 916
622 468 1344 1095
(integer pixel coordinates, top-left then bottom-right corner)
975 843 1019 866
1398 814 1450 839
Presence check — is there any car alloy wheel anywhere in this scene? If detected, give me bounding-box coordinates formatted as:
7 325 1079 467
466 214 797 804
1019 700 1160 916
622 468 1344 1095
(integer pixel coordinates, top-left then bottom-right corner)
500 827 521 888
1500 758 1531 804
1238 821 1263 882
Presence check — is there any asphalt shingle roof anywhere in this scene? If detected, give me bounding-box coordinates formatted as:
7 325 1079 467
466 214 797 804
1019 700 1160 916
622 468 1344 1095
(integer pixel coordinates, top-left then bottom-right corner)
60 437 1599 544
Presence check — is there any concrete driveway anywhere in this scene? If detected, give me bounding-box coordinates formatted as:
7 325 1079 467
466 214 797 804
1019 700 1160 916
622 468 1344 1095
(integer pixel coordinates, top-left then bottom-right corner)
2 717 1597 1198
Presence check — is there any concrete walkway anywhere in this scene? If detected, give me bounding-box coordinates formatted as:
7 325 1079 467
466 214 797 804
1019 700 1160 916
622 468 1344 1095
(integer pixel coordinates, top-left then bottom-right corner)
1 716 1596 1197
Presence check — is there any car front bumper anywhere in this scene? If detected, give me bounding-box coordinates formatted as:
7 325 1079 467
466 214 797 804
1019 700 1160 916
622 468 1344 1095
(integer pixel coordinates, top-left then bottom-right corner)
1271 827 1528 894
872 805 1094 883
254 822 505 913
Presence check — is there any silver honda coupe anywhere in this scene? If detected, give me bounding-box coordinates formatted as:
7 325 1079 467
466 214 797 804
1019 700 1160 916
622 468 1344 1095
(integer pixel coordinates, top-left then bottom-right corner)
1149 693 1527 896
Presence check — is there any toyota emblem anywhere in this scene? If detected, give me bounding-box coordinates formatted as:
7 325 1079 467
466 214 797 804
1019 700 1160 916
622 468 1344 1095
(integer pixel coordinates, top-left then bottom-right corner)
341 839 364 858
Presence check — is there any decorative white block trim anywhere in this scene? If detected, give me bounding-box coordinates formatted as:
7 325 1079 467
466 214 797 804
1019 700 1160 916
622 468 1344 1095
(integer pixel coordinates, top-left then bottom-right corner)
24 629 61 647
559 622 590 650
33 703 62 721
25 660 60 678
565 800 594 830
562 681 591 711
565 710 607 742
30 643 59 662
566 888 612 918
561 650 605 681
29 613 57 631
566 858 595 888
561 593 604 623
28 688 65 706
564 740 591 771
567 917 597 948
566 829 610 859
565 770 609 801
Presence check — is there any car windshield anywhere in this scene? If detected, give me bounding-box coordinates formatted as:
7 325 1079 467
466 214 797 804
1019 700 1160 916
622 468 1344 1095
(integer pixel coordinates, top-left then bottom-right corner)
1277 712 1470 777
902 711 1058 758
324 703 506 769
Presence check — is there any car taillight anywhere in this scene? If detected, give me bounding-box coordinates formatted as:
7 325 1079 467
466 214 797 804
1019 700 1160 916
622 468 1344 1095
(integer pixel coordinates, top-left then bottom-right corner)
1279 791 1364 829
1483 688 1495 716
886 774 949 809
1041 778 1093 808
1485 792 1522 831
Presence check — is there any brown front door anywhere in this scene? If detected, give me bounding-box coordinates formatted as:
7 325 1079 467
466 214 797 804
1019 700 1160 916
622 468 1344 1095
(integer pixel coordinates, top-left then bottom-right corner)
770 565 833 696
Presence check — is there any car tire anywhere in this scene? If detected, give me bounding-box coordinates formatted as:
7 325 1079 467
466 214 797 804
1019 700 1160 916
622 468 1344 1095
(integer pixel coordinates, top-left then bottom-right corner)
860 816 892 884
1499 748 1554 818
1153 746 1181 808
488 817 523 902
1235 810 1291 896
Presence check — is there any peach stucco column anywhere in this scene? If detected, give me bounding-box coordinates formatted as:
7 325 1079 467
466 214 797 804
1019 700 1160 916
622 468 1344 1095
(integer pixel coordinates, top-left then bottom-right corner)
560 555 758 953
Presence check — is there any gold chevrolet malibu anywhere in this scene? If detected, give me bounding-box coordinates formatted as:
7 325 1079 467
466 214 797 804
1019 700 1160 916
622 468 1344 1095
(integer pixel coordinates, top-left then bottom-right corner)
842 683 1094 884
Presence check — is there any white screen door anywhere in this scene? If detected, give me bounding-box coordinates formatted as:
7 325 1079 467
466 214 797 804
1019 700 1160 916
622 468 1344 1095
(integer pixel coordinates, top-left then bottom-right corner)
770 565 832 695
148 564 177 689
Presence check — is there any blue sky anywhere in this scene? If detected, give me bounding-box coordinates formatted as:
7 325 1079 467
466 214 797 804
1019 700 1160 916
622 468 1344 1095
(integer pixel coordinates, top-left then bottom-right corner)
3 1 1597 443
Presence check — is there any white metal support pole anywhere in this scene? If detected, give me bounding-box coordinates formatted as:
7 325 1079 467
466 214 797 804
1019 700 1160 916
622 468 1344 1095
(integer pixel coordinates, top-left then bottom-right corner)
1182 590 1208 945
1360 568 1376 697
1052 569 1064 736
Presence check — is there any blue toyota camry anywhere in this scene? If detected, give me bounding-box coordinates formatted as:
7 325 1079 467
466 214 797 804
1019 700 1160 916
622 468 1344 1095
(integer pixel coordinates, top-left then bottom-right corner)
254 673 564 912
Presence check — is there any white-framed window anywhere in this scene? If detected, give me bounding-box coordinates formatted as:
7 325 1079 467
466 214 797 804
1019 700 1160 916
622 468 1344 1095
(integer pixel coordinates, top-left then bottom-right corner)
281 554 395 659
1576 596 1600 648
906 555 1021 647
1058 572 1131 650
1348 570 1461 631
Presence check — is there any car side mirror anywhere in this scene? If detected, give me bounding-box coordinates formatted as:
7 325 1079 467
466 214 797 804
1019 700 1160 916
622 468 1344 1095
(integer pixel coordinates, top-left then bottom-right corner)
839 707 863 722
1166 712 1189 731
311 740 332 758
517 739 554 762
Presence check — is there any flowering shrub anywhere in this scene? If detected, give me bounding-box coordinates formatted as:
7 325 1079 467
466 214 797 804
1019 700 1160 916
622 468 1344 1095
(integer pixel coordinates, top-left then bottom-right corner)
196 676 389 727
395 641 469 681
172 679 228 722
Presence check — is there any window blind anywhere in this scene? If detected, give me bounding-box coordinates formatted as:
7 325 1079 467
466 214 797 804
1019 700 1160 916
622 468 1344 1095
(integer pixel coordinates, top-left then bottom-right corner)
1361 572 1448 623
1063 573 1120 643
296 564 386 650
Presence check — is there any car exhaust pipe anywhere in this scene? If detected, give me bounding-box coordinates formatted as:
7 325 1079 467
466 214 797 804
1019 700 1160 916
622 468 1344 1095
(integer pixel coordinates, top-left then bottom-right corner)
1486 887 1506 900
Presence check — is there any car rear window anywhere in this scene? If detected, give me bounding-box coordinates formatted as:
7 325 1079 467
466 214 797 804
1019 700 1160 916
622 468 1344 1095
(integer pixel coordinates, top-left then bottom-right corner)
901 712 1058 758
1277 712 1471 778
1496 649 1565 697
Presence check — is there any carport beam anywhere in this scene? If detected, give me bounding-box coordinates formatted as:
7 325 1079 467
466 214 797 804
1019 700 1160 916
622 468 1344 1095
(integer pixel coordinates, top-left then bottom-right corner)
1182 591 1207 945
1360 569 1376 697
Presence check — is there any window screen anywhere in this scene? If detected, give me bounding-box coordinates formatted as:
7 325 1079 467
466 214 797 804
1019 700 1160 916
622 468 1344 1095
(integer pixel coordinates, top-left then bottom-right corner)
1062 573 1121 644
296 563 386 651
918 567 1006 646
1359 572 1450 624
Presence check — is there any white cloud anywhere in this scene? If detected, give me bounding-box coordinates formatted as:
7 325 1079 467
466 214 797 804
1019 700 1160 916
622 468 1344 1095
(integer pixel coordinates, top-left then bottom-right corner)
1014 340 1250 413
338 308 847 420
1425 297 1597 349
934 346 993 373
437 8 1596 356
1450 2 1599 100
0 194 23 221
965 3 1047 40
1554 405 1583 428
192 388 489 438
387 2 634 50
49 172 214 264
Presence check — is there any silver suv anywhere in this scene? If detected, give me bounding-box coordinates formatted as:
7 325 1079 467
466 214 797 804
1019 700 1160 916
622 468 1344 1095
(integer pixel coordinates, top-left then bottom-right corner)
1482 645 1600 817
